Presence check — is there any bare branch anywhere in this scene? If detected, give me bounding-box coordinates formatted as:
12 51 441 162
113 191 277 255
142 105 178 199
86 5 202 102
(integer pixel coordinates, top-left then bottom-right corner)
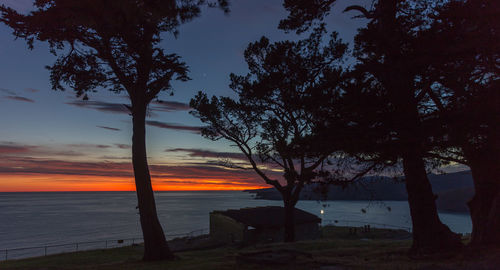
343 5 374 19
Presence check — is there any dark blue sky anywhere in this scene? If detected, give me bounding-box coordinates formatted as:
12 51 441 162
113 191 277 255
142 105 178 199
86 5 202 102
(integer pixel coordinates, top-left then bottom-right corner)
0 0 372 191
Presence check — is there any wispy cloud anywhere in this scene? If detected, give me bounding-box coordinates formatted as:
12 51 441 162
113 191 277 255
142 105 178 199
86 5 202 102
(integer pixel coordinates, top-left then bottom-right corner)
0 88 16 95
114 144 131 149
0 141 128 160
149 163 259 181
0 142 277 189
4 95 35 103
99 155 131 160
146 120 201 133
151 100 191 112
0 156 264 186
5 96 35 103
66 100 130 114
66 100 191 115
24 88 40 93
96 125 121 131
0 142 87 158
0 156 133 178
1 87 36 103
0 142 36 154
166 148 247 161
67 143 111 149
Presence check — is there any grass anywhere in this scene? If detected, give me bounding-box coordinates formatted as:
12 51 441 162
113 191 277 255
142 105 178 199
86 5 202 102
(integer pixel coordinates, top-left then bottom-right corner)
1 226 498 270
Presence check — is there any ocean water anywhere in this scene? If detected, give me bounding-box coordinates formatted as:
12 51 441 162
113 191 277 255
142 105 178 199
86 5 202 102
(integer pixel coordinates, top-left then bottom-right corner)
0 191 471 258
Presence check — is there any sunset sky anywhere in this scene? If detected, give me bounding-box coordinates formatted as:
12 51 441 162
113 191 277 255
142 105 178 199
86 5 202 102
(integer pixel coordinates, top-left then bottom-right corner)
0 0 367 191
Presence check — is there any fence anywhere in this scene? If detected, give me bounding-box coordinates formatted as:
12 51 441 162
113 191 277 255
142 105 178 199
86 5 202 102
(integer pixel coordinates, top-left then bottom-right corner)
1 222 411 261
1 228 208 261
322 219 412 232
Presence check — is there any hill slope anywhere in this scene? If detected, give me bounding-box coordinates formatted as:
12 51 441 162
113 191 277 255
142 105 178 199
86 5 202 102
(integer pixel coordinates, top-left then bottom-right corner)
245 170 474 213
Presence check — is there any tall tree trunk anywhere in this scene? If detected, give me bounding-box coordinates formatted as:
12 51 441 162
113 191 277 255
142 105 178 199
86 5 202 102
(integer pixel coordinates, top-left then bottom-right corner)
375 0 461 255
283 199 296 242
391 91 462 254
402 149 462 255
388 66 462 254
132 105 174 261
465 146 500 247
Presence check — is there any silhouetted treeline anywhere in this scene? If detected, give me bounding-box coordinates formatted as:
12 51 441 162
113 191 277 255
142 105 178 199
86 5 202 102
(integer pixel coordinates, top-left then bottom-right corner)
191 26 353 242
1 0 497 260
193 0 499 255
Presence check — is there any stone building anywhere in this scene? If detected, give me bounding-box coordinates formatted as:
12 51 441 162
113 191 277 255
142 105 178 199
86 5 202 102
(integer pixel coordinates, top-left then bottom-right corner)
209 206 321 244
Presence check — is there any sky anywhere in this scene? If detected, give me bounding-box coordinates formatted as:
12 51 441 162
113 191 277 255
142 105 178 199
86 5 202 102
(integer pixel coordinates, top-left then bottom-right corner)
0 0 371 191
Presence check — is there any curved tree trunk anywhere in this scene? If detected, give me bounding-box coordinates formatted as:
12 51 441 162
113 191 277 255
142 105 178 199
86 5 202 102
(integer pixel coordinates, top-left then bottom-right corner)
465 146 500 247
374 0 461 255
283 199 296 242
132 104 174 261
391 87 462 254
388 63 462 254
402 149 462 255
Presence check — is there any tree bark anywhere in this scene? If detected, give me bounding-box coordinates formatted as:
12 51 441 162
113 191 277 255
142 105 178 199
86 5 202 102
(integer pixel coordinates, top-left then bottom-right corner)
465 146 500 247
402 149 462 255
132 104 174 261
388 60 461 254
372 0 461 255
283 199 296 242
390 82 462 254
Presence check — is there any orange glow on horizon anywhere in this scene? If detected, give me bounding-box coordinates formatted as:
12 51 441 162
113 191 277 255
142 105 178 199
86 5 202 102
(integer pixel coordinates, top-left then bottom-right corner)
0 174 267 192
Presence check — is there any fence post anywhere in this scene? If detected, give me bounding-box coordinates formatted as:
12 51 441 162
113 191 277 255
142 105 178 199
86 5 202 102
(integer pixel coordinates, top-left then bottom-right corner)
44 246 47 256
76 243 78 251
5 249 7 260
105 240 107 249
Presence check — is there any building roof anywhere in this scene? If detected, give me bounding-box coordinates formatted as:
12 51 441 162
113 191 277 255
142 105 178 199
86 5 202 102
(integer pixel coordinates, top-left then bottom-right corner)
212 206 321 229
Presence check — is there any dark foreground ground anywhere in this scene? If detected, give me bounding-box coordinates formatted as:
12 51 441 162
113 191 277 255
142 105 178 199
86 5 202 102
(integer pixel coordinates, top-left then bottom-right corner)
1 226 498 270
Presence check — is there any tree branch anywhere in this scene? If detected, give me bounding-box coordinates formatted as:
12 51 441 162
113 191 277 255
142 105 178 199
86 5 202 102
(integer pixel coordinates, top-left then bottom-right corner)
343 5 374 19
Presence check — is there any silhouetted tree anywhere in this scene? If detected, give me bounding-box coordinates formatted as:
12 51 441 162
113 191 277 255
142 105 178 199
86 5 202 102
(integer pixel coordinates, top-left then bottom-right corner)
417 0 500 246
279 0 462 254
190 27 347 242
0 0 228 261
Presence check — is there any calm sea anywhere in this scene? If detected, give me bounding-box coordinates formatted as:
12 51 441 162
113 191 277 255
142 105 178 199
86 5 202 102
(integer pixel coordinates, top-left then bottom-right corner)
0 191 471 254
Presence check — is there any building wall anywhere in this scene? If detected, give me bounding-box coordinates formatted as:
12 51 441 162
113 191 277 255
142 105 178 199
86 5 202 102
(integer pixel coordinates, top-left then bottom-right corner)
210 212 320 244
244 223 320 244
295 222 320 241
245 227 282 244
209 213 246 243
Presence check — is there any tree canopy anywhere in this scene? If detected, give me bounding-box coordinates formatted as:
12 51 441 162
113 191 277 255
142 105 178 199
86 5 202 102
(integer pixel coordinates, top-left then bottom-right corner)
280 0 465 254
1 0 228 102
0 0 229 261
191 27 348 241
415 0 500 246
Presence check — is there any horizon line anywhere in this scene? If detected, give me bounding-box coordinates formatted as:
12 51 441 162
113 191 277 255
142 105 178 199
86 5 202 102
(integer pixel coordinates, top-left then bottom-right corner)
0 189 261 193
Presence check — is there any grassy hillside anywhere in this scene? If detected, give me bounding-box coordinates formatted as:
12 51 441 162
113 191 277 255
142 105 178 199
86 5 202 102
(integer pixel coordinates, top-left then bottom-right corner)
1 226 498 270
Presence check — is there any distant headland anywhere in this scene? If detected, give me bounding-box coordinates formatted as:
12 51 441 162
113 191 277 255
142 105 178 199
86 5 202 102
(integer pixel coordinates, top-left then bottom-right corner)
245 171 474 213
